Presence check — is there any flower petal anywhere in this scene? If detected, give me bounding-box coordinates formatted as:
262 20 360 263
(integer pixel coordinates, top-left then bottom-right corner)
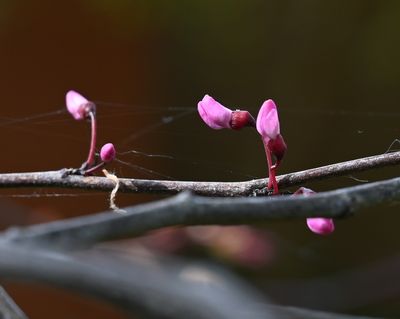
197 95 232 129
306 218 335 235
66 90 89 120
256 99 280 140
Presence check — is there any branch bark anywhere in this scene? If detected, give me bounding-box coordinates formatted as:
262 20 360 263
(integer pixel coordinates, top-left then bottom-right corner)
0 151 398 196
0 244 277 319
0 286 28 319
4 176 400 248
0 243 382 319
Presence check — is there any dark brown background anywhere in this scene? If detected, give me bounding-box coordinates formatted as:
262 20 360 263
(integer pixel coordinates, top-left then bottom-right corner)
0 1 399 318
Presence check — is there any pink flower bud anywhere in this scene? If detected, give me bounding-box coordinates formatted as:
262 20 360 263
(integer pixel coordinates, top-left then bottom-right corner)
197 95 232 129
66 90 96 120
294 187 335 236
100 143 116 163
306 218 335 235
256 99 280 142
230 110 256 130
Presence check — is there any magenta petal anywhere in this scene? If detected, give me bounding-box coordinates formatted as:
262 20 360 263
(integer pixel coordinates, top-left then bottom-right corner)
256 99 280 140
66 90 89 120
100 143 116 163
197 94 232 129
306 218 335 235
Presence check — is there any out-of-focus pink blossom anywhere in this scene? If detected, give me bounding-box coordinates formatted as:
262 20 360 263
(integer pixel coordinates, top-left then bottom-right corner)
186 226 275 268
100 143 116 163
66 90 95 120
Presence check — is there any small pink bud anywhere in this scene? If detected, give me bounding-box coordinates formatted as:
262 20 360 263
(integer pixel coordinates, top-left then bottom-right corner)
294 187 335 236
256 99 280 141
306 218 335 235
66 90 96 120
197 95 232 129
230 110 256 130
100 143 116 163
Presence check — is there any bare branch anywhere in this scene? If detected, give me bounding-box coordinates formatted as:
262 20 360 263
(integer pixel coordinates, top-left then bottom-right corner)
4 176 400 248
0 286 28 319
269 305 383 319
0 244 278 319
0 151 398 196
0 243 382 319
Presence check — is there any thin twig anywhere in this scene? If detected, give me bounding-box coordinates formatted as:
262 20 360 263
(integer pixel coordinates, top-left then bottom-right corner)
4 176 400 248
0 286 28 319
0 151 398 196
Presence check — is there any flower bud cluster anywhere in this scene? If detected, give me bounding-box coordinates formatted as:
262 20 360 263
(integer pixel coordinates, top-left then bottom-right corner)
198 94 335 235
66 90 116 175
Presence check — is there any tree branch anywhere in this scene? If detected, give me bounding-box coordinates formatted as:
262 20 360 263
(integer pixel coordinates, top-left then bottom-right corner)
0 243 382 319
0 286 28 319
0 244 278 319
0 151 398 196
4 176 400 248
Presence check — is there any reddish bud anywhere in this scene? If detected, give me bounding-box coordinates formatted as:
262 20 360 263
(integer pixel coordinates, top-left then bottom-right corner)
267 134 287 163
230 110 256 130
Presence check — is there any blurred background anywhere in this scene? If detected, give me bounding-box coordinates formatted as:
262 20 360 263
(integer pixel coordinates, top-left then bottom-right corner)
0 0 400 317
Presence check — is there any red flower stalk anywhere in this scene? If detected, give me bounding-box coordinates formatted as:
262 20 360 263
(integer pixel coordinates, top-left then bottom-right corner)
256 99 287 194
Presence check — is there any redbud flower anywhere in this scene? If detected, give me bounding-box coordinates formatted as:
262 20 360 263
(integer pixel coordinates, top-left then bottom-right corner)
256 99 287 194
66 90 97 169
256 99 287 163
294 187 335 236
66 90 96 121
198 94 255 130
100 143 116 163
256 100 280 141
198 95 231 129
